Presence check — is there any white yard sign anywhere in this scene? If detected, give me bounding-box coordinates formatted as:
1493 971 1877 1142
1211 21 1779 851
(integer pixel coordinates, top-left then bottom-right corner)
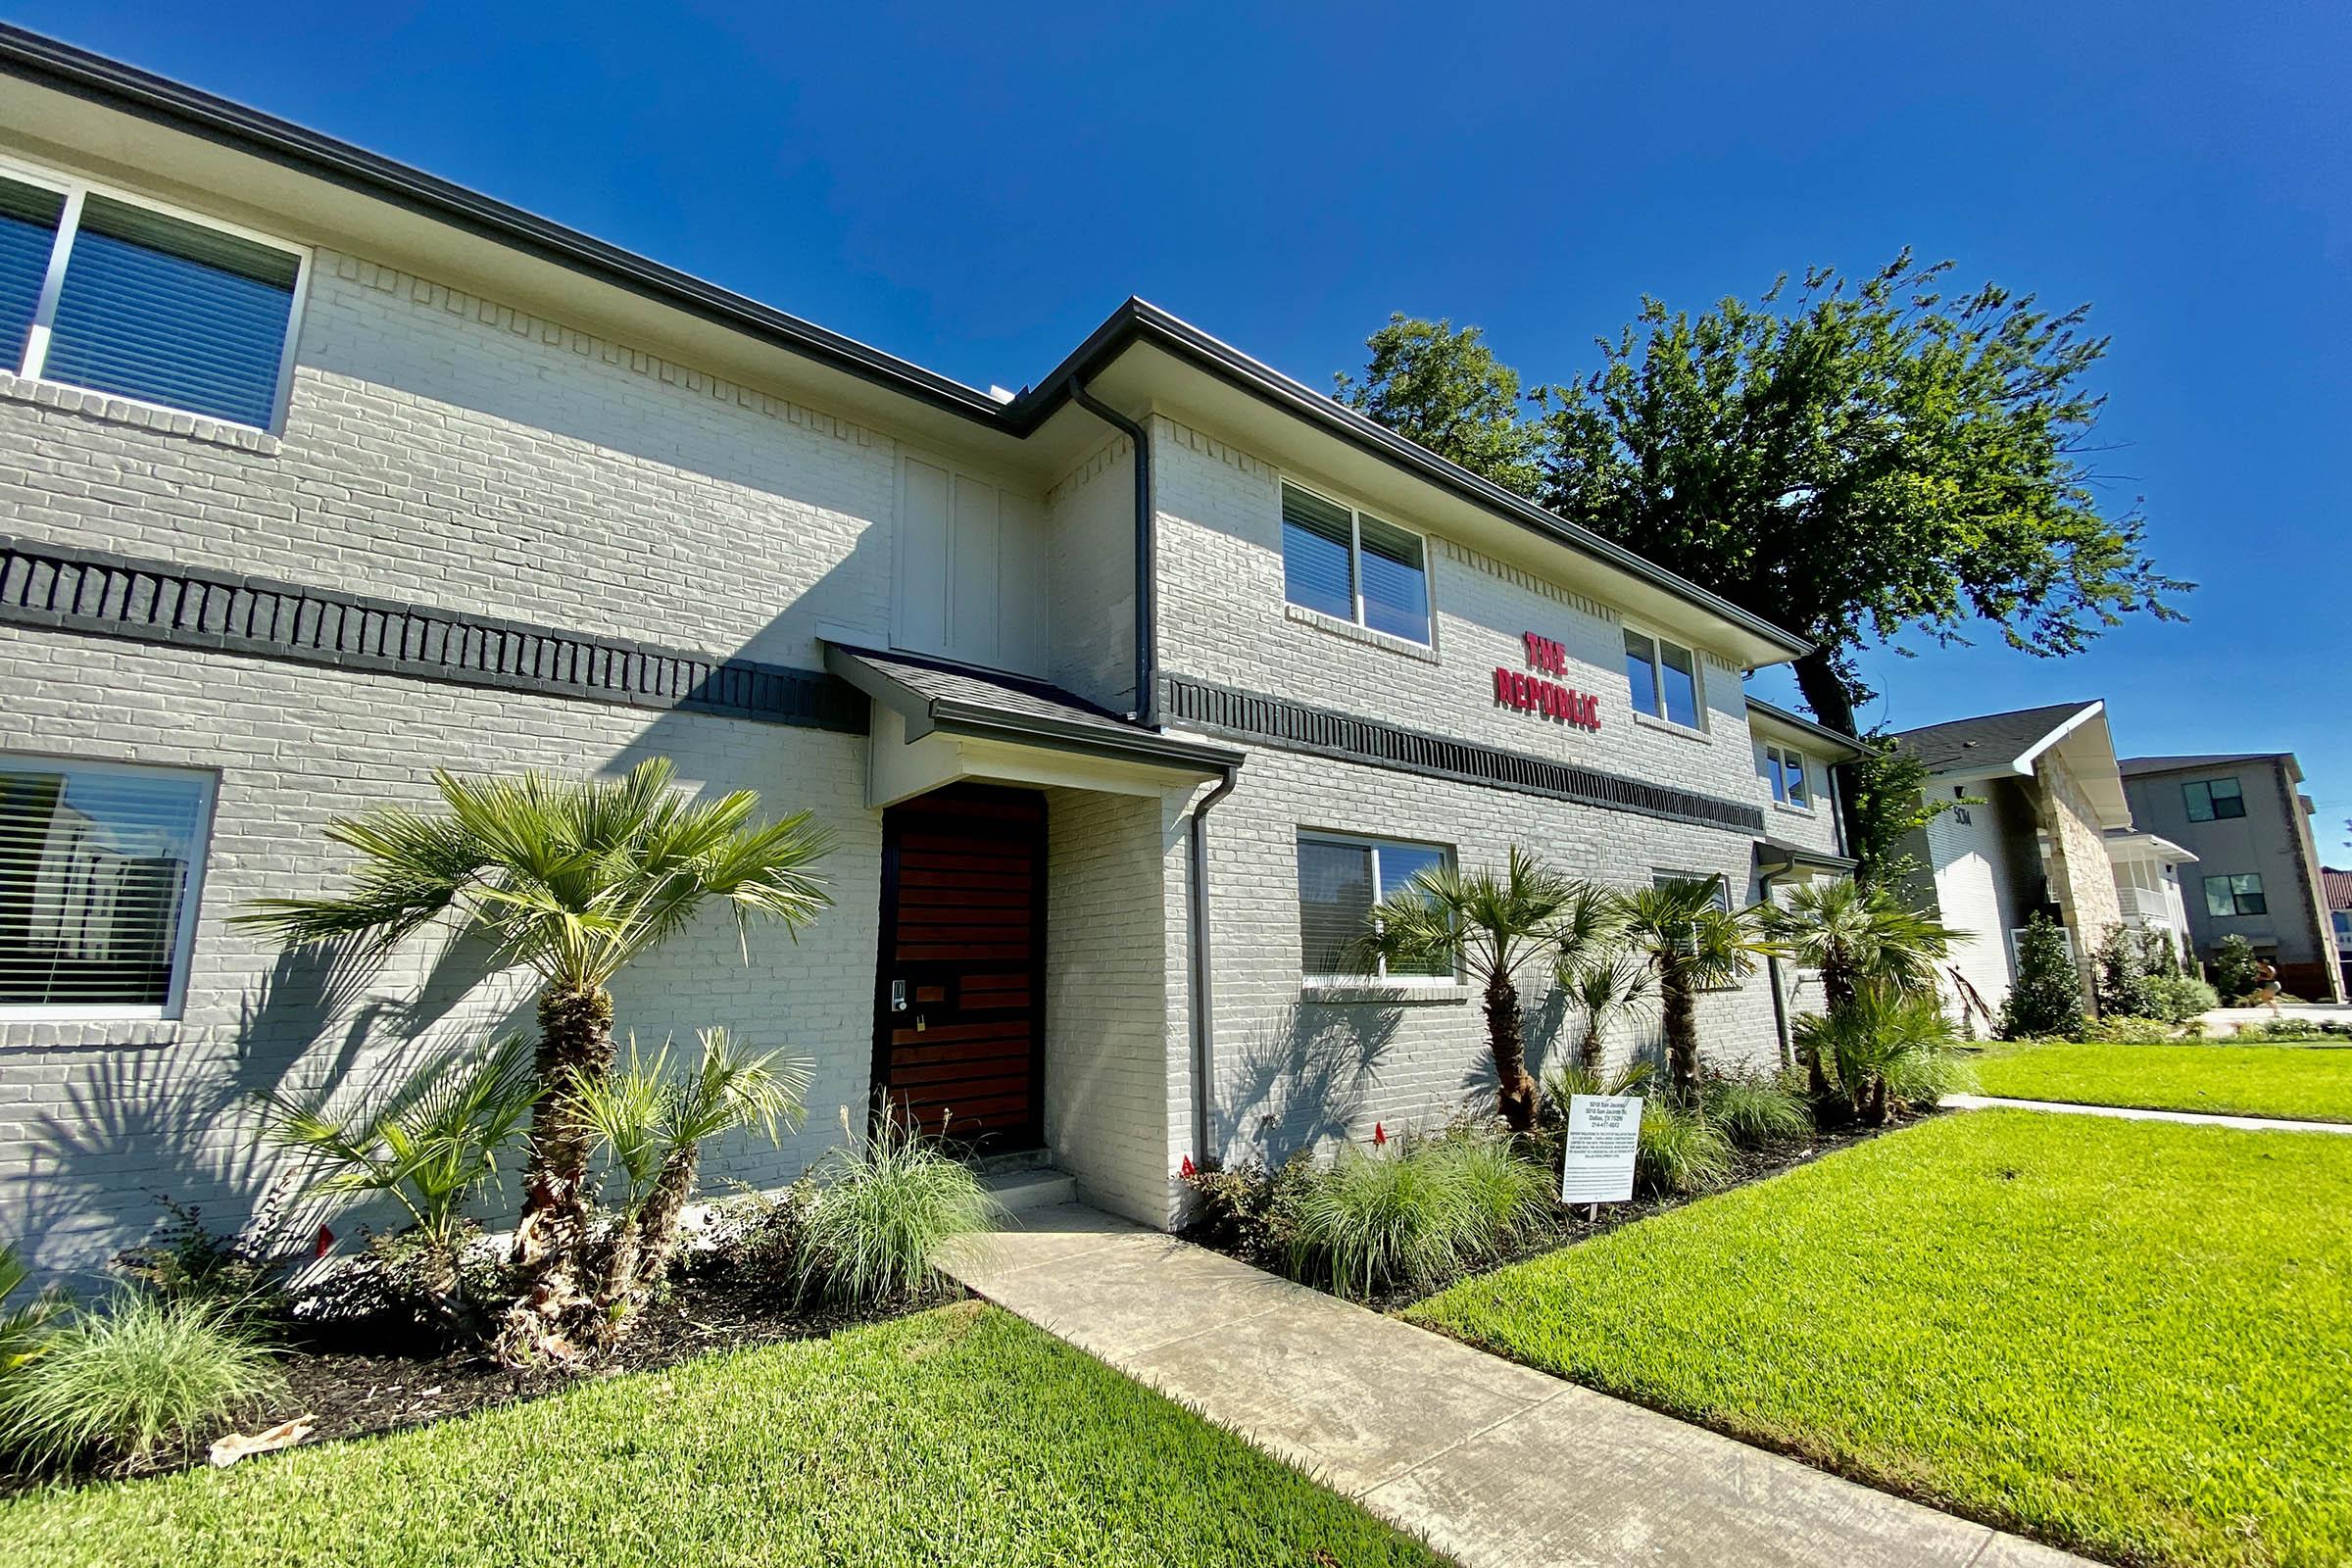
1560 1094 1644 1204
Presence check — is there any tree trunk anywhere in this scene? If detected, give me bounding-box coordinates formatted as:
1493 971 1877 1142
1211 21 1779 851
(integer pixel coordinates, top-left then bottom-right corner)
501 982 614 1364
1866 1075 1889 1127
631 1146 699 1296
1483 969 1538 1135
1661 965 1700 1102
1577 1014 1604 1074
590 1216 640 1349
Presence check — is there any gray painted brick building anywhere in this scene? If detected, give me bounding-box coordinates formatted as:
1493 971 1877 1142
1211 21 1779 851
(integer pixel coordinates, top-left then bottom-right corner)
0 30 1851 1277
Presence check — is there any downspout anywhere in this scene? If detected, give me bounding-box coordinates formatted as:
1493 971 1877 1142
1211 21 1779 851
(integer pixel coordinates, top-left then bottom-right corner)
1070 380 1158 729
1756 856 1795 1069
1186 765 1238 1166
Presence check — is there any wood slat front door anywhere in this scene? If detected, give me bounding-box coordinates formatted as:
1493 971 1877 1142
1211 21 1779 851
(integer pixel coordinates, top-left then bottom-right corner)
873 783 1046 1151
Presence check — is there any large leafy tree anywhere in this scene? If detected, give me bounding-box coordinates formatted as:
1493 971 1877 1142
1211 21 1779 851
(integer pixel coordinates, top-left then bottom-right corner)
1339 255 2190 736
238 758 830 1360
1335 316 1545 497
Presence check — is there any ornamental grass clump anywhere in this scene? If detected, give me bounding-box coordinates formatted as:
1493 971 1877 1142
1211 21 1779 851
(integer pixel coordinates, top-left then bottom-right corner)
1287 1131 1550 1300
793 1109 1001 1306
1701 1071 1813 1149
1634 1097 1737 1196
0 1293 283 1475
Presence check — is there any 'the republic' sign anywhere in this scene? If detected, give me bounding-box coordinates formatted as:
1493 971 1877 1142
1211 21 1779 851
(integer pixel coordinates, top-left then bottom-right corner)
1494 631 1600 731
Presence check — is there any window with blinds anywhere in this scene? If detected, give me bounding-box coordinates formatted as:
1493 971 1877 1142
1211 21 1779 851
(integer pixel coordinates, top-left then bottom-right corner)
1298 832 1452 981
1279 481 1431 645
0 165 303 430
0 760 215 1015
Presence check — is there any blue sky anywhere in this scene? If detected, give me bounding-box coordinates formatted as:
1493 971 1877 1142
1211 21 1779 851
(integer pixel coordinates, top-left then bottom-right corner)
18 2 2351 848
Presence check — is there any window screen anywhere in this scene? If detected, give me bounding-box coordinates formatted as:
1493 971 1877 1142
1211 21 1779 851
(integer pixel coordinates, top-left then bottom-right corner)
1281 484 1356 623
0 760 213 1011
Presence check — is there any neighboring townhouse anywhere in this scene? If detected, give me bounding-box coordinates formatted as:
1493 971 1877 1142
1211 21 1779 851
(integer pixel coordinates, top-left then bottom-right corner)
1888 702 2132 1025
2323 867 2352 993
0 30 1837 1276
2120 754 2346 1002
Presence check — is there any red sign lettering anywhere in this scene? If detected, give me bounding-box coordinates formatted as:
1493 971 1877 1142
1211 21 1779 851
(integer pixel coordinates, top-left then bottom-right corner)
1492 631 1601 732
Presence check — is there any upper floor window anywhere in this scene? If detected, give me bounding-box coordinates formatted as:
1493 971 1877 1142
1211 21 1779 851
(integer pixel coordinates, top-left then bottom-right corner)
2182 776 2245 823
1624 626 1701 730
0 758 216 1018
1298 831 1451 980
1758 742 1810 808
0 165 304 431
1280 482 1432 645
2203 872 2266 918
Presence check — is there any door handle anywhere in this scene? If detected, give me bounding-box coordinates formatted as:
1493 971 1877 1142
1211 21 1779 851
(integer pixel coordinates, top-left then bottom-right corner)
890 978 908 1012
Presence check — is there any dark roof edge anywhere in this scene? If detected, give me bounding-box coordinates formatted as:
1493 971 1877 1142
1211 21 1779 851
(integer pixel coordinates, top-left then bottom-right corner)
2 24 1810 662
0 24 1010 427
1018 302 1812 660
822 644 1241 774
1754 838 1858 874
1744 696 1863 754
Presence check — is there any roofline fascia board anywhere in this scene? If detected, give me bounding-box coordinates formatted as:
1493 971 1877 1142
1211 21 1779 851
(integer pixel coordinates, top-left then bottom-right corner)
1 24 1812 663
1030 304 1813 661
1754 841 1859 875
2010 701 2107 772
1744 698 1863 756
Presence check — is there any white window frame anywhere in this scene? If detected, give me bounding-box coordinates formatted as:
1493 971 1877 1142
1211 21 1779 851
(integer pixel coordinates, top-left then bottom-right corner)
1760 741 1811 810
1277 477 1438 649
1298 829 1456 983
1622 622 1707 734
0 152 312 436
0 754 220 1022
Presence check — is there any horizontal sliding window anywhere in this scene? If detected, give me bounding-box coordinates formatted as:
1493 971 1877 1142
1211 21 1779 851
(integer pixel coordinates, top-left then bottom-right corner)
0 164 304 430
1298 832 1451 981
1280 482 1432 645
0 759 215 1016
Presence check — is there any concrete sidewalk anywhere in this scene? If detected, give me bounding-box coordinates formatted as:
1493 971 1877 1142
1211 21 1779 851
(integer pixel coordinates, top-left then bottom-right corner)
1944 1093 2352 1134
941 1204 2085 1568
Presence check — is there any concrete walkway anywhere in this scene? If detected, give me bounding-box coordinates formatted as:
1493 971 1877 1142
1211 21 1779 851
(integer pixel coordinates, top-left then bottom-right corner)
1943 1093 2352 1134
941 1204 2085 1568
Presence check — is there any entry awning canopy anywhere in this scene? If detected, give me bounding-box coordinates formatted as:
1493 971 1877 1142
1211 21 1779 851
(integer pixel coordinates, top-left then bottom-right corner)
824 642 1242 807
1754 837 1858 880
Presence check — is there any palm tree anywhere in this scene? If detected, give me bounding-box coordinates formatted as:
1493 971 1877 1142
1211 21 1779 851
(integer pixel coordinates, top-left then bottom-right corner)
1755 877 1960 1101
1791 983 1971 1125
1614 878 1759 1102
1560 955 1653 1073
236 759 830 1356
1349 847 1601 1135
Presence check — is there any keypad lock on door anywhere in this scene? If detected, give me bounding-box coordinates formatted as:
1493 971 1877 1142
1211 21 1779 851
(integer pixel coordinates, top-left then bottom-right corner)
891 978 925 1030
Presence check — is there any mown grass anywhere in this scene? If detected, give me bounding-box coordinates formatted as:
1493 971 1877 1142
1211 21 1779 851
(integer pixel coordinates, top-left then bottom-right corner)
1 1302 1446 1568
1408 1111 2352 1568
1976 1039 2352 1123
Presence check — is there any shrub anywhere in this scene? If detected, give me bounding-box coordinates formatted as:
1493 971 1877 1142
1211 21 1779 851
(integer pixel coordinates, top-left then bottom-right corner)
2145 974 2220 1025
1999 914 2085 1040
2081 1015 2180 1045
2093 924 2161 1020
2210 936 2264 1003
1635 1096 1736 1195
1181 1153 1314 1267
1701 1071 1812 1149
112 1196 302 1330
794 1111 1001 1305
0 1294 284 1474
1800 986 1976 1123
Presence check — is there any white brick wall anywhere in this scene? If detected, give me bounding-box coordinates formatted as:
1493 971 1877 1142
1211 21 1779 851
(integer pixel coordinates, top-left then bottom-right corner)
0 627 881 1277
1043 437 1138 715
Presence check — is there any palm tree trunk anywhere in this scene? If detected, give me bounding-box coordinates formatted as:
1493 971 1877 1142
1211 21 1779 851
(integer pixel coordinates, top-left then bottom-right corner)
1662 964 1700 1102
630 1146 699 1296
591 1215 641 1348
501 981 613 1363
1483 969 1538 1135
1577 1012 1604 1073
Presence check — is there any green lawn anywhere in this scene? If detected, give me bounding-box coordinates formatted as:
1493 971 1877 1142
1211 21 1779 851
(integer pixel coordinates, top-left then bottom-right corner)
1 1301 1446 1568
1408 1111 2352 1568
1976 1040 2352 1123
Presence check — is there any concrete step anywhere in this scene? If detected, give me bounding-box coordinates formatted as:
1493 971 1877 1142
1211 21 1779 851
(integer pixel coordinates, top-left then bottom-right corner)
981 1166 1077 1214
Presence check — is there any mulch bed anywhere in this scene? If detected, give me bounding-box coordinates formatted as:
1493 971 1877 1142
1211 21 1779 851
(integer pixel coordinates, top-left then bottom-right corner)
0 1268 954 1496
1185 1110 1938 1313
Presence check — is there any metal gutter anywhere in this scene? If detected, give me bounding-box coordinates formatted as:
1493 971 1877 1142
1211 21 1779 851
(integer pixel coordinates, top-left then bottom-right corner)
1068 379 1158 728
1746 696 1866 755
1185 767 1239 1168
